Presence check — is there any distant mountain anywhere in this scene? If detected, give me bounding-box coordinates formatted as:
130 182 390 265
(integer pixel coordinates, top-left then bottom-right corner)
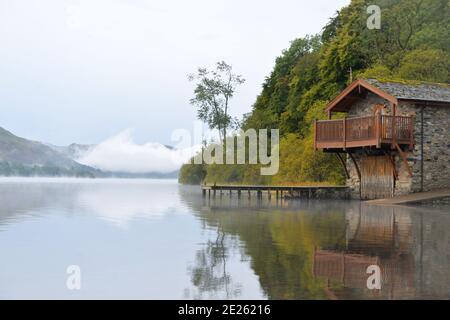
46 143 95 160
0 127 102 177
0 127 178 178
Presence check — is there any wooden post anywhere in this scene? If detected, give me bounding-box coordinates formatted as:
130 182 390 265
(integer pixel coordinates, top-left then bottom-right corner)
392 103 397 149
336 153 350 179
343 117 347 150
202 189 206 197
395 143 413 177
376 112 382 148
348 152 361 181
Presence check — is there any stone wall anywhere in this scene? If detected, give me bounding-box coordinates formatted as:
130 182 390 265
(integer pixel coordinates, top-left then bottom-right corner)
345 93 450 199
347 93 389 118
346 151 362 199
395 101 450 194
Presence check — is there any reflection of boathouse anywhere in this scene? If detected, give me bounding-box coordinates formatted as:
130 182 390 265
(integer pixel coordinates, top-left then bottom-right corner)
180 184 450 299
313 205 416 299
313 250 379 289
313 249 415 298
345 205 413 254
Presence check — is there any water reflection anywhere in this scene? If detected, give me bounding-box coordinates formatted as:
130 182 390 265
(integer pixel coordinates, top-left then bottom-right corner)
180 189 450 300
0 178 184 227
0 179 449 299
0 179 263 299
188 226 244 299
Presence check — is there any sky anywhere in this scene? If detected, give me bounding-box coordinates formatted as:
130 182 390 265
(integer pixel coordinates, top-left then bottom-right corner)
0 0 349 147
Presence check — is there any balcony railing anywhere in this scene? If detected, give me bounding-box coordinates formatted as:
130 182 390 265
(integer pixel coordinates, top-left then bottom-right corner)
314 115 414 150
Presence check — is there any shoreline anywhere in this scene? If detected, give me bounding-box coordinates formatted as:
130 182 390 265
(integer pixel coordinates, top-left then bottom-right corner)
0 176 179 184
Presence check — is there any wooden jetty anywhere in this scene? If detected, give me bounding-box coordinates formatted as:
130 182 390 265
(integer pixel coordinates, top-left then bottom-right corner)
201 184 348 200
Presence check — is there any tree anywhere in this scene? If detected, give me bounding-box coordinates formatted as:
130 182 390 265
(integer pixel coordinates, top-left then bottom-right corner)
180 0 450 186
397 49 450 83
188 61 245 142
178 160 206 185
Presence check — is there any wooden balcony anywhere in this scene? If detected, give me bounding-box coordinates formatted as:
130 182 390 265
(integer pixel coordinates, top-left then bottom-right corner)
314 115 414 150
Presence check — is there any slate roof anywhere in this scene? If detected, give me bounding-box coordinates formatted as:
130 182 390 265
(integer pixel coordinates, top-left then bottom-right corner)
365 78 450 103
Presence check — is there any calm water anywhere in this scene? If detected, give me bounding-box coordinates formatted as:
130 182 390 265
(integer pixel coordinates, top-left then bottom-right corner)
0 178 449 300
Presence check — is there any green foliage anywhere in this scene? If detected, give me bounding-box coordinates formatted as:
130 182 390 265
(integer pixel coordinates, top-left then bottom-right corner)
397 49 450 83
357 64 393 79
178 160 207 185
272 102 345 185
243 35 322 133
180 0 450 186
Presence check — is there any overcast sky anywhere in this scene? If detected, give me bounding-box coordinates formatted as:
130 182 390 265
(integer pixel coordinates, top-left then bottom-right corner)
0 0 349 146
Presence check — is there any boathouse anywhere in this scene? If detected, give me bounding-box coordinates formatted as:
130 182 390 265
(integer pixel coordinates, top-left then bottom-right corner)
314 78 450 200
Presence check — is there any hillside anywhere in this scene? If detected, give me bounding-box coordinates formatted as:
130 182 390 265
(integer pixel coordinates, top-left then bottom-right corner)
46 143 95 160
0 127 179 178
179 0 450 185
0 127 102 177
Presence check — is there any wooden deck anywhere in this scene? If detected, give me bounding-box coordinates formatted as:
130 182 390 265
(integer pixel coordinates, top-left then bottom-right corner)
314 114 414 150
202 184 348 199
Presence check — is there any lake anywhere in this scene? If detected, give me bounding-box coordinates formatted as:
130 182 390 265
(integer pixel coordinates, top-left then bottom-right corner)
0 178 449 299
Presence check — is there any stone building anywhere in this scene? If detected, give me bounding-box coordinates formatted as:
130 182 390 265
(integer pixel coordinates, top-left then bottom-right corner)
314 78 450 200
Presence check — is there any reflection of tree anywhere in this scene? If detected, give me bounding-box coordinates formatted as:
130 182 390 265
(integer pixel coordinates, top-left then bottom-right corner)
179 187 450 299
180 191 351 299
188 225 242 299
